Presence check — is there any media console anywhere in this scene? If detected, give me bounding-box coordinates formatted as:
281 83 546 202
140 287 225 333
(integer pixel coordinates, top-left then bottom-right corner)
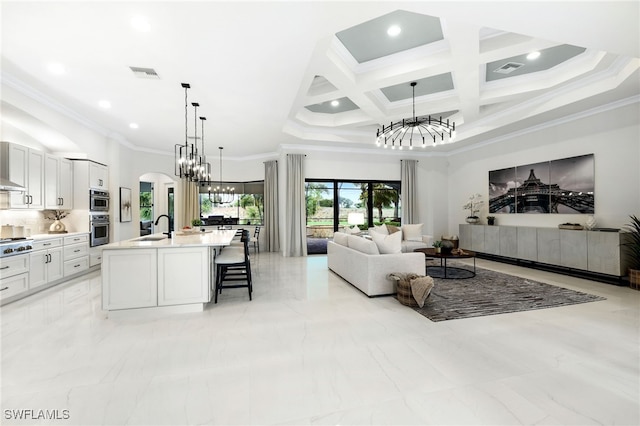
459 224 631 284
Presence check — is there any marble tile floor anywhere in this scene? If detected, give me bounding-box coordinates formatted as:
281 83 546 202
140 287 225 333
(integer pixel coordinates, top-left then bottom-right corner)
1 253 639 425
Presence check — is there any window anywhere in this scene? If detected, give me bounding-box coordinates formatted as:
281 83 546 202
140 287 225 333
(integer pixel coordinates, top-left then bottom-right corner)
198 181 264 225
305 179 401 238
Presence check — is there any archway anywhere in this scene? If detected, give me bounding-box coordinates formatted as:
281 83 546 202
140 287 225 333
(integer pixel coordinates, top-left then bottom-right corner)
139 172 175 236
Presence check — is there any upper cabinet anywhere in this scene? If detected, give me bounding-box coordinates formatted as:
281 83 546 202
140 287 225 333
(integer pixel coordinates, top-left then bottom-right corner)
89 162 108 190
45 154 73 210
0 142 44 209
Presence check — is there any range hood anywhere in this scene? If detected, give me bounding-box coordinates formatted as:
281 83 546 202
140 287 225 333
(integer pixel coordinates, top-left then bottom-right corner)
0 177 26 192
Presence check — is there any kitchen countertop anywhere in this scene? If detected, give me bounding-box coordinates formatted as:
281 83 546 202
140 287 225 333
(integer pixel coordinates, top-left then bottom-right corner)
30 232 89 240
102 229 237 249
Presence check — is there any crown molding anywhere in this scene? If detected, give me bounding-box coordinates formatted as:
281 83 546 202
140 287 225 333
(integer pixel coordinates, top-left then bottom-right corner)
1 70 110 137
448 94 640 156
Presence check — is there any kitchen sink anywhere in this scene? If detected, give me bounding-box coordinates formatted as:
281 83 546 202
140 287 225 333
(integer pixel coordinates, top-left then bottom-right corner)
137 236 168 241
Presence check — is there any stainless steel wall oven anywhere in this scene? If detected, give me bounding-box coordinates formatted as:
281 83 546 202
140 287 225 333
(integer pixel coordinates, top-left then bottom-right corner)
90 214 110 247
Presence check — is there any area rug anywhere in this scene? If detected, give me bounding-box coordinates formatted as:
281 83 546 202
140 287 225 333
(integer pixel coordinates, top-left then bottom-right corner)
413 266 606 322
307 237 328 255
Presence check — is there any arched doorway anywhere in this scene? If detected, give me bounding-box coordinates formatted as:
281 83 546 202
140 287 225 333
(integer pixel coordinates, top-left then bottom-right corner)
139 172 175 236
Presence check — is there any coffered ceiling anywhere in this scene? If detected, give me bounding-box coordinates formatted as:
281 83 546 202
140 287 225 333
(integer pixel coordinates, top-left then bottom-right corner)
1 1 638 159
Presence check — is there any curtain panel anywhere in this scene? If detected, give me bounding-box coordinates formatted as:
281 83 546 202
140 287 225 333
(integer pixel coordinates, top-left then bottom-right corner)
285 154 307 257
178 179 199 229
401 159 417 224
264 160 280 252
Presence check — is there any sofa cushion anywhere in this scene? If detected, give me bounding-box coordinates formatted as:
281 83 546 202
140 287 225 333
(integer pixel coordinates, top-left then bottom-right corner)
371 230 402 254
333 232 349 246
370 224 389 235
402 223 423 241
347 235 380 255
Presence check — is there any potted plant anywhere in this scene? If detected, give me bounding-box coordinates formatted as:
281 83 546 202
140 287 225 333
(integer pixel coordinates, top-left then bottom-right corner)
623 214 640 289
487 216 496 226
432 240 443 254
463 194 484 224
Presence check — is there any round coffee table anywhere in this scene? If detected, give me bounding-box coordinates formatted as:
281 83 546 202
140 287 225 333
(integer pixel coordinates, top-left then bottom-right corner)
414 247 477 279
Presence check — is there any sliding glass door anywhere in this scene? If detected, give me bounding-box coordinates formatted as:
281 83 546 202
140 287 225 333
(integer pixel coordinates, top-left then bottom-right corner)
338 182 368 230
305 179 401 254
305 181 335 239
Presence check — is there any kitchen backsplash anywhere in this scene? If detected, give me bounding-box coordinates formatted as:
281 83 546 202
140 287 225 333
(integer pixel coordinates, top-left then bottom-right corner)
0 210 58 235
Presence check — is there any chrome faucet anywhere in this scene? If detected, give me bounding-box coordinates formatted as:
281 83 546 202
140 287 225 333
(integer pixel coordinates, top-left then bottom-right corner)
154 214 172 237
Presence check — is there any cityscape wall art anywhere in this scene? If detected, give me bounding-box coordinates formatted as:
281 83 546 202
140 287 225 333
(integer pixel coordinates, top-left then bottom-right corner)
488 154 594 214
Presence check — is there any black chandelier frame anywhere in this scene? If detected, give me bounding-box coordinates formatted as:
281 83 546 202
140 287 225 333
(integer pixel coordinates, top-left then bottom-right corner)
375 82 456 150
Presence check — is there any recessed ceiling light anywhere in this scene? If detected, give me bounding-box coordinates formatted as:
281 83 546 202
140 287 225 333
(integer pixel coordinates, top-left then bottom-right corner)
98 100 111 109
387 25 401 37
129 123 139 129
131 16 150 32
47 62 66 75
527 51 541 60
331 100 340 107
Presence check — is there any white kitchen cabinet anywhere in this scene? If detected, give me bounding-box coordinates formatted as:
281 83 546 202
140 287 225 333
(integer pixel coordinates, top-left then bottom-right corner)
157 247 210 306
0 255 29 280
45 154 73 209
0 254 30 301
63 256 89 277
29 246 64 290
63 234 89 277
0 142 44 209
0 273 29 302
102 249 157 310
89 162 108 190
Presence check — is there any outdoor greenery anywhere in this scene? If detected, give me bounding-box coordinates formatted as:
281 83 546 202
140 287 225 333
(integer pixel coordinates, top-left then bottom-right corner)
199 193 264 224
359 183 399 221
140 191 153 221
305 181 400 230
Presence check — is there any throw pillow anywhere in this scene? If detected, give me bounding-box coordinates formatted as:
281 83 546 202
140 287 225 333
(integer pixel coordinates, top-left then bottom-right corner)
333 232 348 246
370 224 389 235
370 230 402 254
343 225 361 235
386 224 401 235
347 235 379 255
402 223 423 242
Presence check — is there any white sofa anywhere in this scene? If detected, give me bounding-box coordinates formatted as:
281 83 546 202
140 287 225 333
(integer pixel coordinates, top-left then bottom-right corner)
369 223 433 253
327 233 425 296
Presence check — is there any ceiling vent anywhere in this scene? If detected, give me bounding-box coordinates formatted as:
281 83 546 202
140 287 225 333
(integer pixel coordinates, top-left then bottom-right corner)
129 66 160 79
493 62 524 74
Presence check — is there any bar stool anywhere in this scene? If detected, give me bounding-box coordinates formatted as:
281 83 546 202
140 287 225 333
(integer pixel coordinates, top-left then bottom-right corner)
214 230 252 303
253 226 261 253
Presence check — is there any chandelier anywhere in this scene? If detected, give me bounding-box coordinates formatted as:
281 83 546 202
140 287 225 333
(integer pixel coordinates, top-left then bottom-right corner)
375 82 456 150
175 83 211 182
207 147 235 204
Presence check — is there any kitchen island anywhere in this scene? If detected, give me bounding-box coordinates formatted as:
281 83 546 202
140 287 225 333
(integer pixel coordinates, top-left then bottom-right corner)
101 229 236 316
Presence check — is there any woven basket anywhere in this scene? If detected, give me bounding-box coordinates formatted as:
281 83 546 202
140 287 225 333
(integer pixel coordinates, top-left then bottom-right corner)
630 269 640 290
391 273 421 307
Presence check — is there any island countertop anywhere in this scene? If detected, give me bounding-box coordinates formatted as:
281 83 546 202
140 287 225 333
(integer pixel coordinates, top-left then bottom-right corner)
102 229 237 249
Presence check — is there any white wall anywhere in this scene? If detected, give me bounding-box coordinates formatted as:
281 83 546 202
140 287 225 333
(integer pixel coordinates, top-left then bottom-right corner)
446 102 640 236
